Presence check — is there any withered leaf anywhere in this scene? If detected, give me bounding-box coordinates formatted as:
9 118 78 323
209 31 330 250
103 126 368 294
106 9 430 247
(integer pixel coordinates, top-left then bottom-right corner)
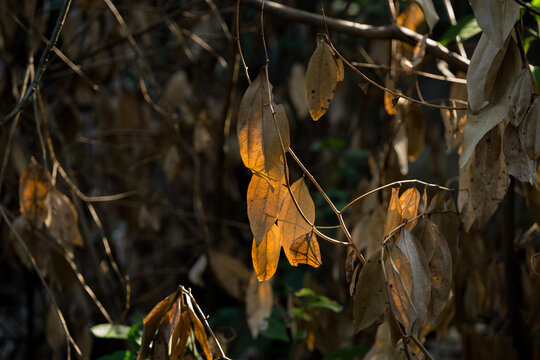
508 68 534 126
19 159 51 228
237 71 290 180
187 306 212 360
470 0 519 50
209 250 251 300
45 189 83 251
246 274 273 338
393 120 409 175
520 97 540 161
386 240 417 335
305 39 343 121
396 230 431 334
247 174 284 245
504 123 537 185
289 231 321 268
277 178 315 266
384 188 403 237
414 0 439 32
170 306 191 360
399 188 421 230
353 248 387 332
252 224 281 281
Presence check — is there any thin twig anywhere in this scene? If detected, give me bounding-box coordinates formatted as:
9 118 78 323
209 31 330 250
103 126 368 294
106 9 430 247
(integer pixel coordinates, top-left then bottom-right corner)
514 0 540 16
236 0 251 84
351 61 467 84
442 0 467 59
0 206 82 357
0 0 73 127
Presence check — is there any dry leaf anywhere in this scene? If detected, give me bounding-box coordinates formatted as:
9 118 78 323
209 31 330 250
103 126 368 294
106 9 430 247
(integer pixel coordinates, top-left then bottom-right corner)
252 224 281 281
507 68 534 126
237 71 290 180
470 0 519 50
277 178 315 266
399 188 421 230
289 231 321 268
503 123 537 185
288 63 309 119
462 37 521 166
19 159 51 228
406 104 425 161
247 174 284 245
520 97 540 161
170 306 191 360
45 189 83 251
246 274 273 338
9 215 50 275
414 0 439 32
384 188 403 237
209 249 251 300
187 307 212 360
353 248 387 332
393 120 409 175
305 39 343 121
366 205 387 258
397 2 425 31
384 91 398 116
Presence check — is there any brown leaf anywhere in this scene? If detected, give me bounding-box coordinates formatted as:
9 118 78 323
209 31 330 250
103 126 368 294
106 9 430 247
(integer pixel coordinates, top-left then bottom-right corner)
507 68 534 126
366 205 387 258
246 274 273 338
406 104 425 161
384 91 398 116
353 248 387 332
138 290 179 360
305 39 343 121
396 230 431 334
277 178 315 266
399 188 421 230
187 306 212 360
520 97 540 161
247 174 284 244
384 188 403 237
288 63 309 119
237 71 290 180
503 123 537 185
209 249 251 300
289 231 322 268
45 189 83 251
470 0 519 50
252 224 281 281
170 306 191 360
415 0 439 32
19 159 51 228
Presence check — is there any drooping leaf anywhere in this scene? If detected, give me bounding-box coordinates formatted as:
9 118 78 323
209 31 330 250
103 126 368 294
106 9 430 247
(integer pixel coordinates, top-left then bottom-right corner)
520 97 540 160
383 188 403 237
19 159 51 228
45 189 83 251
252 224 281 281
237 71 290 180
414 0 439 32
396 230 431 334
353 248 387 332
305 38 343 121
399 188 421 230
289 231 322 268
470 0 519 50
288 63 309 119
503 124 537 185
246 274 273 338
209 249 251 300
277 178 315 266
393 120 409 175
462 37 521 166
170 306 191 360
507 68 534 126
187 306 212 360
247 174 284 245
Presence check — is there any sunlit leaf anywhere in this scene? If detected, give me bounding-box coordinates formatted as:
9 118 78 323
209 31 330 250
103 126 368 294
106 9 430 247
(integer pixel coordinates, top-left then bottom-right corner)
384 188 403 237
289 231 321 268
439 15 481 46
170 306 191 360
305 38 343 121
246 274 273 338
188 307 212 360
247 174 284 245
353 248 387 332
91 324 131 339
19 159 51 228
278 178 315 266
252 224 281 281
399 188 421 230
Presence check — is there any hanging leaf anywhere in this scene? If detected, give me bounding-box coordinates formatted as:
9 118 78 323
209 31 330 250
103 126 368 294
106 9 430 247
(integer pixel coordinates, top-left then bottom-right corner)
209 250 251 300
289 231 322 268
170 307 191 360
384 188 403 237
277 178 315 266
520 97 540 160
252 224 281 281
503 123 537 185
470 0 519 50
507 68 534 126
246 274 273 338
187 307 212 360
414 0 439 32
247 174 284 245
45 189 83 251
399 188 421 230
305 38 343 121
237 71 290 180
19 159 51 228
353 248 387 332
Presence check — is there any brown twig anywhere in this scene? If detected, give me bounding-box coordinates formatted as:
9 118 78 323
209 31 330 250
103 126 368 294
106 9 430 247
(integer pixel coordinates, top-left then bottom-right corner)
514 0 540 16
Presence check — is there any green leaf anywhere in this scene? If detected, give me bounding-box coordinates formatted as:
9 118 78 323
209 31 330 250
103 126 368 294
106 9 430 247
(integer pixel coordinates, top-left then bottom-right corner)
292 307 312 321
260 317 290 342
127 320 143 350
532 66 540 89
307 296 343 313
439 15 481 46
310 138 346 152
295 288 317 297
97 351 136 360
322 345 370 360
91 324 131 339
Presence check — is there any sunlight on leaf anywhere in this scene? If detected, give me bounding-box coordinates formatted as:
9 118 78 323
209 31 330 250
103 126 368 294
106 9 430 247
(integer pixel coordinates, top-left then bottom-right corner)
252 224 281 281
19 159 51 228
289 231 322 268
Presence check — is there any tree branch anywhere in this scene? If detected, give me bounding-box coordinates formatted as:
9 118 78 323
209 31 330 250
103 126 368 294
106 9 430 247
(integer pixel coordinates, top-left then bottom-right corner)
241 0 469 72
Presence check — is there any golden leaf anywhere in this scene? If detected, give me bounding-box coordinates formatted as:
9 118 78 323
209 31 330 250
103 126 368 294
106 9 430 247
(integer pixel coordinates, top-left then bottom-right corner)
247 174 284 245
384 188 403 237
305 39 343 121
19 159 51 228
188 307 212 360
399 187 420 230
252 224 281 281
277 178 315 266
289 231 321 268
